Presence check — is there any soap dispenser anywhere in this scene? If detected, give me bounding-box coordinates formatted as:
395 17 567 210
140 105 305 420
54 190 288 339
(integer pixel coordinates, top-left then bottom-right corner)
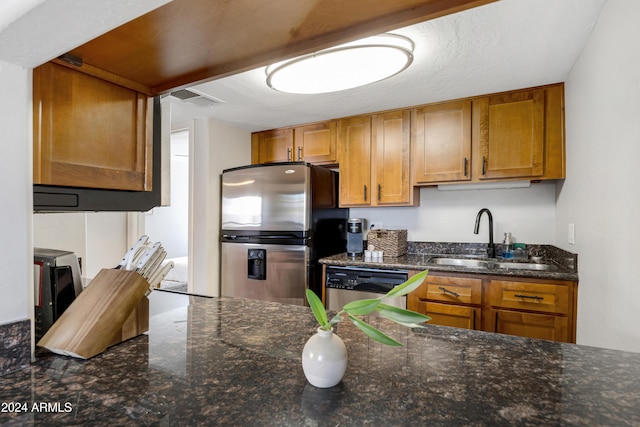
502 232 514 259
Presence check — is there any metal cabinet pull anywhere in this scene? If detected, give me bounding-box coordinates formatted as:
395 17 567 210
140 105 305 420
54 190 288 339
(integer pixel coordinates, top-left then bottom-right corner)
463 157 468 176
363 185 368 201
377 184 381 201
297 146 303 161
287 147 292 161
439 286 460 298
482 156 486 175
494 311 499 332
514 294 544 301
473 309 476 330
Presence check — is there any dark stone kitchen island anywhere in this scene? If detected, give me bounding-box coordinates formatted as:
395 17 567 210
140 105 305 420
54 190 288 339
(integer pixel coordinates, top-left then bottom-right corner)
2 290 640 426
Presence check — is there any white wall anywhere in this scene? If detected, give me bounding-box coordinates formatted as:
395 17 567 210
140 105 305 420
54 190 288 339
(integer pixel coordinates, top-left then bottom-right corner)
351 181 557 245
190 117 251 296
0 60 31 325
144 130 190 259
558 0 640 352
33 212 128 280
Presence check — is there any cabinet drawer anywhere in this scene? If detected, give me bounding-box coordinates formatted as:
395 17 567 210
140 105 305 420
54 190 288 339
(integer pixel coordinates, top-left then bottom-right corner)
416 275 482 305
489 280 569 314
417 301 479 330
493 309 569 342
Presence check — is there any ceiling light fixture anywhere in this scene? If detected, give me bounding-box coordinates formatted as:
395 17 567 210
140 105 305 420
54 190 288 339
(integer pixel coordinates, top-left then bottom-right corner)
265 33 414 94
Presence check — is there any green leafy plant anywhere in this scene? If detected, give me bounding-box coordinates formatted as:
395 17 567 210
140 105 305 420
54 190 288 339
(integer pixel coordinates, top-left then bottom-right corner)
306 270 431 346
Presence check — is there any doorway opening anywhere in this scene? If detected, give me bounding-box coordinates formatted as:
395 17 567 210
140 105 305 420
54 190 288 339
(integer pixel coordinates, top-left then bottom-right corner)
144 129 190 292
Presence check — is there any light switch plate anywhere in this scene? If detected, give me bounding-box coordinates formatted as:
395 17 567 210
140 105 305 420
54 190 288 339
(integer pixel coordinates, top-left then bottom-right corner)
568 223 575 245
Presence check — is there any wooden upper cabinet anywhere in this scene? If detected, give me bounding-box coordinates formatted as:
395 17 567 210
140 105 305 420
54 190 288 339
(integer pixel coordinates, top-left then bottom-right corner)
294 121 337 165
33 62 152 192
251 122 336 165
474 89 545 179
338 112 418 207
412 100 472 184
337 116 372 206
372 110 416 205
251 83 565 193
251 128 294 164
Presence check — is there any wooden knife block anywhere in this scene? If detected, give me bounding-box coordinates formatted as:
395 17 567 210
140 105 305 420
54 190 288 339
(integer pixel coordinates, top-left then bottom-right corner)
38 268 150 359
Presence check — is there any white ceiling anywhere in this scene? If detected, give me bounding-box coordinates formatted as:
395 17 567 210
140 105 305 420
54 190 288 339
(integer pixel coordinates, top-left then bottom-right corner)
171 0 608 132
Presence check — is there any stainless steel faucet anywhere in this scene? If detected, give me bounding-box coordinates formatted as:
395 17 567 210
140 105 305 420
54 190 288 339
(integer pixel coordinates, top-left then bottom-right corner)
474 208 495 258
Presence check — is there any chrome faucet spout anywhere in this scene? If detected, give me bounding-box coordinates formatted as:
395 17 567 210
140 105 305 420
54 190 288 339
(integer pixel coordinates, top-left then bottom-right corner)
474 208 495 258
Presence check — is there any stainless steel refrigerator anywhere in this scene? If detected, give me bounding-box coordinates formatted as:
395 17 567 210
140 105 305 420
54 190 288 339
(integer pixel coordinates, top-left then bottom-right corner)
220 162 348 305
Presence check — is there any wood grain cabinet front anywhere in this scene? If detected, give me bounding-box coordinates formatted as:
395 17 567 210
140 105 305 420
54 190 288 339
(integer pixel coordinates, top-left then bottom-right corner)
474 89 545 180
250 83 565 192
294 121 337 164
338 112 418 207
412 100 472 184
251 128 294 163
251 121 337 165
488 279 575 343
407 271 577 343
472 84 565 181
337 115 372 205
33 61 153 192
407 273 482 331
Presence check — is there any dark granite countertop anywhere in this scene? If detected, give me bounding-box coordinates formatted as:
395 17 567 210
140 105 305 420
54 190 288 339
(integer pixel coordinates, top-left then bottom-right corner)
320 242 579 282
3 290 637 426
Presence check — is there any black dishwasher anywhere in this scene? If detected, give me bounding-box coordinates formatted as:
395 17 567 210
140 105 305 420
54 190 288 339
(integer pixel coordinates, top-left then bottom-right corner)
325 265 408 312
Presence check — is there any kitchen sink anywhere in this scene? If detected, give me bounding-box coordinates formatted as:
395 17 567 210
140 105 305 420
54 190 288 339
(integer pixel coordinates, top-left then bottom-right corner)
427 257 558 271
429 257 490 268
491 262 557 271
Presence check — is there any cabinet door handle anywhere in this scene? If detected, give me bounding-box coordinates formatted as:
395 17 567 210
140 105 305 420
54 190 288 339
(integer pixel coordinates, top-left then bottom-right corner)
482 156 486 175
377 184 381 201
439 286 460 298
287 148 292 161
514 294 544 301
363 185 368 201
463 157 468 176
473 309 476 330
494 311 499 332
297 146 303 161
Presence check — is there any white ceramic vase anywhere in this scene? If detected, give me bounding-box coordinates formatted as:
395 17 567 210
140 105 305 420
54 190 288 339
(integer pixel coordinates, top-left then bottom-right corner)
302 327 348 388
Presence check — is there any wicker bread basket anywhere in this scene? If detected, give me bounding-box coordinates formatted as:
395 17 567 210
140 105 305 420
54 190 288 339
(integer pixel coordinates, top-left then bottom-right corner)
367 229 408 257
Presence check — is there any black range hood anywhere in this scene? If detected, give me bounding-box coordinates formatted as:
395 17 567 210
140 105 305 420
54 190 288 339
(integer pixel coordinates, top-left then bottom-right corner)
34 97 163 212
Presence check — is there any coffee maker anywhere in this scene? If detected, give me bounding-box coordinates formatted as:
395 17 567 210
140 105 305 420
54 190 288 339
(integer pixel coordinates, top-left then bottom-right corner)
347 218 364 257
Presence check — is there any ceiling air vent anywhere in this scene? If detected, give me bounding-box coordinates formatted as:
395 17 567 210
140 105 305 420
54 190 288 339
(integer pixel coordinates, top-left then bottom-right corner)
169 89 224 108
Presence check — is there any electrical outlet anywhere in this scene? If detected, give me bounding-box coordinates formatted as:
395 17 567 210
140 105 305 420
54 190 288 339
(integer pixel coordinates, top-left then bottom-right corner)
370 222 384 230
568 223 575 245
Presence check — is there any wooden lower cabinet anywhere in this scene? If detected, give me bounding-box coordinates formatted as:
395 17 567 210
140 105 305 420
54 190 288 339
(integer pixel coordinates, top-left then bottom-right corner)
408 273 482 331
492 309 569 342
415 301 479 330
408 271 577 343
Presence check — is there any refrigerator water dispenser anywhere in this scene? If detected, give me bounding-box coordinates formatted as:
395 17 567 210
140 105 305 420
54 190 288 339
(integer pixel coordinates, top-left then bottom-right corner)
248 249 267 280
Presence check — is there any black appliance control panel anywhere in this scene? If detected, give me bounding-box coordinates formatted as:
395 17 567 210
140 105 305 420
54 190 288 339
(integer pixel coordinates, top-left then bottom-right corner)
325 266 408 293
